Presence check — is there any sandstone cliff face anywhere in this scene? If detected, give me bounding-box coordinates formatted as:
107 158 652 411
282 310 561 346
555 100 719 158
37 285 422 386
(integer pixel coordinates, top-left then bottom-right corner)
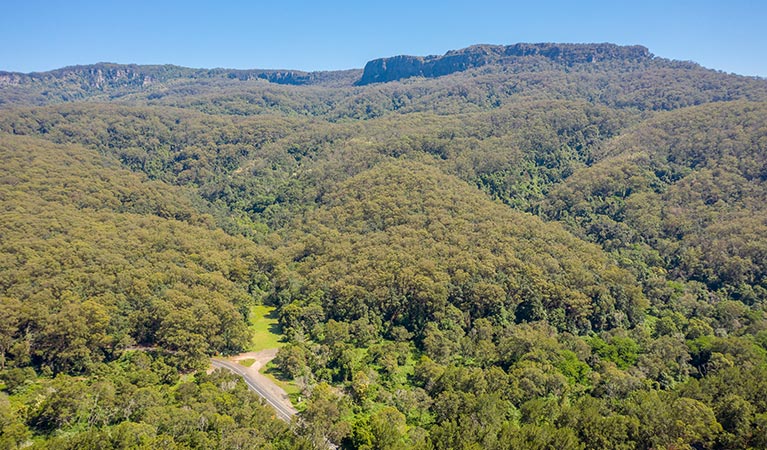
0 64 330 107
0 62 364 107
357 43 652 85
0 63 317 90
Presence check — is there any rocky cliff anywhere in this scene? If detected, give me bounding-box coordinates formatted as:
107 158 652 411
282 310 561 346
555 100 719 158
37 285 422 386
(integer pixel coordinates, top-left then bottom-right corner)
357 43 653 85
0 63 320 89
0 63 361 107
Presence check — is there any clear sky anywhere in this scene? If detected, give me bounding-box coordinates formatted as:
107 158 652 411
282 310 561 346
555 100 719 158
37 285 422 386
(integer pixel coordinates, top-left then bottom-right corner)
1 0 765 77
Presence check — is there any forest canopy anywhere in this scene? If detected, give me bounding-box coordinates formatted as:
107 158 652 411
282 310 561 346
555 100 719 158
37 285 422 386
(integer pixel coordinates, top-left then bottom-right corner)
2 43 767 449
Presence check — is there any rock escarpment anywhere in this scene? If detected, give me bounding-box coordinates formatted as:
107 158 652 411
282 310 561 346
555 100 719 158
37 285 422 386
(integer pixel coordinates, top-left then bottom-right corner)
357 43 653 85
0 63 316 89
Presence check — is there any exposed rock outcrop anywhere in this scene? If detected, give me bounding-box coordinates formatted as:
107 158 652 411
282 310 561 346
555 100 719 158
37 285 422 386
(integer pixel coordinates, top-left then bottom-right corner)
357 43 653 85
0 63 318 90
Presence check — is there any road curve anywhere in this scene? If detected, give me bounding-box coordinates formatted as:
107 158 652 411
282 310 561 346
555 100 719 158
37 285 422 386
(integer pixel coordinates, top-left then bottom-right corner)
211 358 298 422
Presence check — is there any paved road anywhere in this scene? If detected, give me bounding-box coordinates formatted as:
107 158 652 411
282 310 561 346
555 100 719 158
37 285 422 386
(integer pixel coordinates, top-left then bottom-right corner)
211 358 298 422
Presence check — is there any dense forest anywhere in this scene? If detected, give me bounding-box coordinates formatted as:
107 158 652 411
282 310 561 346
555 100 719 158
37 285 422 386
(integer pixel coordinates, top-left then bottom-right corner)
1 43 767 449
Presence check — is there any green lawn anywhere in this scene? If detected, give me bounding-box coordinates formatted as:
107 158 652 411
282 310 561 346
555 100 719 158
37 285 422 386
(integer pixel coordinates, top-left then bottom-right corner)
247 304 304 408
248 304 285 352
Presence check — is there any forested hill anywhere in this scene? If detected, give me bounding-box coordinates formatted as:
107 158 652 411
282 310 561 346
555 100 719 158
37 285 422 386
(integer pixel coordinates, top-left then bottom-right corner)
2 43 767 449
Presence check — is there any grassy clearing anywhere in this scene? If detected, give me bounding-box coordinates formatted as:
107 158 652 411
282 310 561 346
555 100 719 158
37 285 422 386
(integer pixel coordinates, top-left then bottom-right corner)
238 358 256 367
246 304 303 408
248 304 284 352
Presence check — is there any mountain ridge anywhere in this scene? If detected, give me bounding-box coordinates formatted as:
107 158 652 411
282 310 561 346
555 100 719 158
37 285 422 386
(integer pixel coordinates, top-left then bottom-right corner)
357 42 654 85
6 42 765 112
3 41 762 91
0 62 359 88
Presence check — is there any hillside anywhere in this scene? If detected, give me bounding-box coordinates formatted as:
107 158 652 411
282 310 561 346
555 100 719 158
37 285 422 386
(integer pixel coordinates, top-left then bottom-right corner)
542 101 767 303
0 133 274 371
1 44 767 449
281 161 646 335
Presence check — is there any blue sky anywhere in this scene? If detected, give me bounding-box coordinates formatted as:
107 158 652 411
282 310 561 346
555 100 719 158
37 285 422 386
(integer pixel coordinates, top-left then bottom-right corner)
1 0 765 77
